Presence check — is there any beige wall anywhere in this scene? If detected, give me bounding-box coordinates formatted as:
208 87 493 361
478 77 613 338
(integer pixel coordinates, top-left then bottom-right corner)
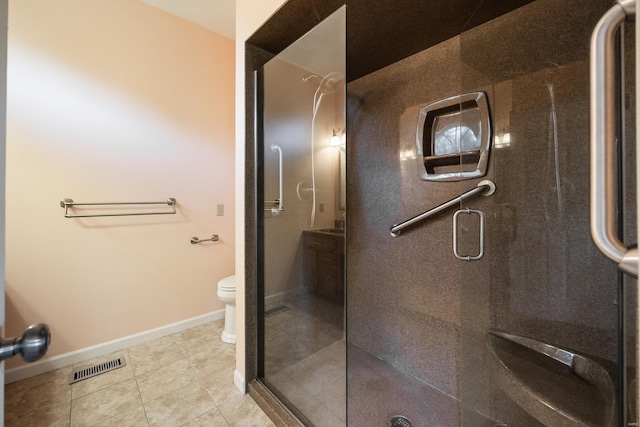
5 0 235 369
235 0 287 391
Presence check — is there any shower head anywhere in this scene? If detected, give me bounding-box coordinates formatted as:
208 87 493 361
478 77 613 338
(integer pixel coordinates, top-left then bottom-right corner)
312 71 344 115
317 72 344 95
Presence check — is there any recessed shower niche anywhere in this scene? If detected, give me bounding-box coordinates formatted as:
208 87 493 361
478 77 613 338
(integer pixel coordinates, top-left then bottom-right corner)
245 0 637 426
416 92 491 181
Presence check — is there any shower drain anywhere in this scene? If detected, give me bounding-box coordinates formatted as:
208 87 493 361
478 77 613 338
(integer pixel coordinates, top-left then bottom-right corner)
264 305 290 317
390 415 413 427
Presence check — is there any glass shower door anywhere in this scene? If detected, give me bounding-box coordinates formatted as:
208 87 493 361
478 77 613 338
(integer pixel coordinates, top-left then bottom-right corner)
258 7 346 426
457 0 636 425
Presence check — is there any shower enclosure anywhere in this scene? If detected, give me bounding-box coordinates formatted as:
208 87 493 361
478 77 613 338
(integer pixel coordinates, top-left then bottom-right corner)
347 0 636 424
255 7 346 426
246 0 639 425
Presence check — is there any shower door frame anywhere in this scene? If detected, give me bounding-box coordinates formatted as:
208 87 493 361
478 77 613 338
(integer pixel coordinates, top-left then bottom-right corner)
243 1 345 425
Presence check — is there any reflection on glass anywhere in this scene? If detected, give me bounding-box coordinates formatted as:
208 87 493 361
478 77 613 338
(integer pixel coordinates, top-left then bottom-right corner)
260 6 346 426
433 123 479 155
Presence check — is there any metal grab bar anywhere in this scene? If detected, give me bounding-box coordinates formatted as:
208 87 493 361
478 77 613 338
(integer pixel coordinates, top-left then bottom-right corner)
390 180 495 237
590 0 638 276
263 200 284 213
267 144 284 216
60 198 177 218
190 234 219 244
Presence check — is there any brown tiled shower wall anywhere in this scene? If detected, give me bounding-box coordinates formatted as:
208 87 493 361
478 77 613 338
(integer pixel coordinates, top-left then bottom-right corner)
346 0 633 425
247 0 637 425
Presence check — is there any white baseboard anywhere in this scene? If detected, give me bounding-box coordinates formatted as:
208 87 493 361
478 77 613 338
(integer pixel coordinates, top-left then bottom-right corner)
5 309 225 384
234 369 246 394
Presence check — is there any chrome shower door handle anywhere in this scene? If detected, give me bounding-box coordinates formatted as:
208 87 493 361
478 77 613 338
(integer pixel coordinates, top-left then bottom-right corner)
590 0 638 277
270 144 284 215
0 323 51 362
453 208 484 261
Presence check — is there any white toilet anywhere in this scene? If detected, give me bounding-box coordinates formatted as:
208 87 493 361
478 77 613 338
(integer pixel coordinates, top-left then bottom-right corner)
217 275 236 344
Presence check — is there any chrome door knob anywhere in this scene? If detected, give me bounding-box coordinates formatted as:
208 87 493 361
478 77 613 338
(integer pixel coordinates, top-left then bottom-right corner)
0 323 50 362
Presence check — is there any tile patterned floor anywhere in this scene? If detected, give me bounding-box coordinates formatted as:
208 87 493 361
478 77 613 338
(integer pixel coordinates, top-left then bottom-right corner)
5 320 275 427
264 293 346 426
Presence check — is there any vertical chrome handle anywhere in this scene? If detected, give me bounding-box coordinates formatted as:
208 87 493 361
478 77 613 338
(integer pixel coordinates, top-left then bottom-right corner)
453 208 485 261
590 0 638 276
270 144 284 215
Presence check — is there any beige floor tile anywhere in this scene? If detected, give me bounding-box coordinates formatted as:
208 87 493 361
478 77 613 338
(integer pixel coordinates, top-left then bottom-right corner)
292 354 344 396
217 394 276 427
6 400 71 427
143 382 215 427
305 406 343 427
2 322 276 427
319 340 346 367
181 408 230 426
7 365 72 391
136 359 198 403
209 319 225 334
264 328 314 376
70 378 142 426
172 324 219 357
286 390 342 427
127 335 185 376
5 368 72 419
187 343 235 379
93 405 149 427
269 379 314 414
201 366 242 406
268 370 306 401
71 350 134 399
315 374 346 422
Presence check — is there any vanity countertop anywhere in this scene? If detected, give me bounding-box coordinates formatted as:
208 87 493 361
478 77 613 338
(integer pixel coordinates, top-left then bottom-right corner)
303 228 345 237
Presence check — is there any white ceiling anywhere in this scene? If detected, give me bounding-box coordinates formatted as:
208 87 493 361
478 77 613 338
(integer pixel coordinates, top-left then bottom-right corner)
140 0 236 39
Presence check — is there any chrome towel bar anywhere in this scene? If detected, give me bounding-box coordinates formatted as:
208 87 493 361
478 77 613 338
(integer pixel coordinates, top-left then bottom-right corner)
390 180 495 237
60 198 177 218
190 235 219 244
